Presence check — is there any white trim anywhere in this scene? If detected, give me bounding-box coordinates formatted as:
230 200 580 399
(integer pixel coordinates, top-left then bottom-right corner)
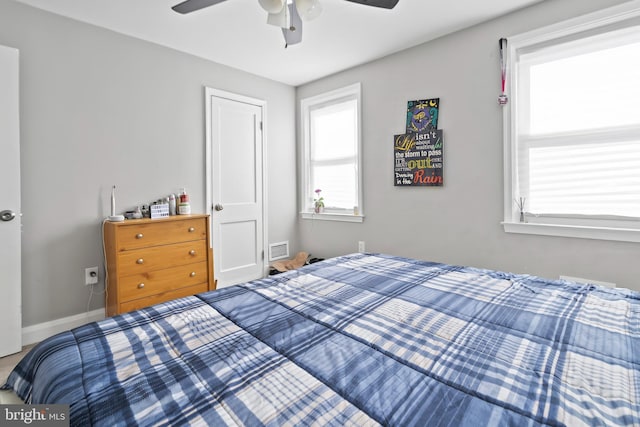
502 221 640 243
204 87 269 279
506 0 640 48
261 103 270 277
22 309 105 346
300 212 364 223
502 1 640 239
299 83 363 220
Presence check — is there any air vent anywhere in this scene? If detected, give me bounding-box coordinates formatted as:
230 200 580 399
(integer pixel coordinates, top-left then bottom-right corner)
269 241 289 261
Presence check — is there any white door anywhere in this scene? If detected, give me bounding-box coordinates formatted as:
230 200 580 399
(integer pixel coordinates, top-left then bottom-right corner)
0 45 22 357
206 88 266 288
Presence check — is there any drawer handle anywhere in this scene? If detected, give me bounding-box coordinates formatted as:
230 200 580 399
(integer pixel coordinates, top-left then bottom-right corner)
136 258 144 264
188 227 195 232
136 233 144 239
137 283 145 289
190 272 196 277
189 250 196 256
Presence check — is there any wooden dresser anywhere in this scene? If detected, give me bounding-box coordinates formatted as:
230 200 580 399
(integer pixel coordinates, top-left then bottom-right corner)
103 214 215 316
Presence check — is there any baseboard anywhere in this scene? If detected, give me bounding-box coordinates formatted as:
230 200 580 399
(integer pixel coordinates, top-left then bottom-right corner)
22 309 105 346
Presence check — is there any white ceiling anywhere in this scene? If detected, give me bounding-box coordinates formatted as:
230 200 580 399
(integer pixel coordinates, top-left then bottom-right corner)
14 0 544 86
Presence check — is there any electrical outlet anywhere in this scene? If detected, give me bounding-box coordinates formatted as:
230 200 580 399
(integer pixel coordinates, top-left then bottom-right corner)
85 267 99 286
358 241 365 253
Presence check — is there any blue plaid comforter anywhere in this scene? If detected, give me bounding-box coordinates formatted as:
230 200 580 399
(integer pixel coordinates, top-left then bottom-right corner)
4 253 640 426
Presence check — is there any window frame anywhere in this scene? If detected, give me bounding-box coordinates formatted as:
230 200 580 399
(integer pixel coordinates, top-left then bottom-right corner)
502 1 640 243
299 83 364 223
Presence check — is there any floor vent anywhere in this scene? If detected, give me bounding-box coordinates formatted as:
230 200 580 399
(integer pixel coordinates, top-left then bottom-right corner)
269 241 289 261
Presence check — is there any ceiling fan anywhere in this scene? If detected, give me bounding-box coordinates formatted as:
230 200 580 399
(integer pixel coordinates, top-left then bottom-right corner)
171 0 399 47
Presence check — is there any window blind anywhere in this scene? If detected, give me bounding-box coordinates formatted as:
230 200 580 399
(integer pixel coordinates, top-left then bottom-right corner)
308 99 358 210
516 26 640 219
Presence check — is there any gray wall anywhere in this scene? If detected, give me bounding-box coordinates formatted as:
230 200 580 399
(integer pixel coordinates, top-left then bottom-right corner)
2 0 638 329
296 0 640 291
0 1 297 326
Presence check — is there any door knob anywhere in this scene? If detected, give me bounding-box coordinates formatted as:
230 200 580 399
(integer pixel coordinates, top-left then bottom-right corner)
214 204 224 211
0 210 16 222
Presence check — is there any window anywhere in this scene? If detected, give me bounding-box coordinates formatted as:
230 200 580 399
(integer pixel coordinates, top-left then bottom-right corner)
300 83 363 222
503 2 640 242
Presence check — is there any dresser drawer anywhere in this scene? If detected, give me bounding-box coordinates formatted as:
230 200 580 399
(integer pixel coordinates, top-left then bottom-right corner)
119 262 208 302
104 214 214 317
118 283 208 314
118 240 207 276
117 218 207 251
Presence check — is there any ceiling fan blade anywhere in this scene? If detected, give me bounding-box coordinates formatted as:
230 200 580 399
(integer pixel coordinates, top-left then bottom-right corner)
343 0 399 9
172 0 229 14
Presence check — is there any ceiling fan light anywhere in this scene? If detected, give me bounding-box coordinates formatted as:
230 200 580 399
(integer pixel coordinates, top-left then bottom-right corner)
266 5 289 28
294 0 322 21
258 0 285 14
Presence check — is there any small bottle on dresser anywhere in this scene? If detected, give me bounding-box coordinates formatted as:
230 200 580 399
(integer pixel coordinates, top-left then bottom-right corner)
168 193 177 215
178 188 191 215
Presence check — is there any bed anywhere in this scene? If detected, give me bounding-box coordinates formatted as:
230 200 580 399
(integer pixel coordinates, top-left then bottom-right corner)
3 253 639 426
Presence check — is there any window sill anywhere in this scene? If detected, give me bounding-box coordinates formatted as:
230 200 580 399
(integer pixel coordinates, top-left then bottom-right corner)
300 212 364 223
502 221 640 243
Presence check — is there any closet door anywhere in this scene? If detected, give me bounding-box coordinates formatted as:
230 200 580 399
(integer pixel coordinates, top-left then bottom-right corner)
206 88 266 288
0 45 21 357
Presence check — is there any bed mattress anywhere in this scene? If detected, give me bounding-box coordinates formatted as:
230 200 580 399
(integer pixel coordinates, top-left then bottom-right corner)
3 253 639 426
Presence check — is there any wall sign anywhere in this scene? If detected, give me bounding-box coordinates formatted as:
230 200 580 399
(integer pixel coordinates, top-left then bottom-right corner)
395 98 444 186
394 130 443 186
406 98 439 132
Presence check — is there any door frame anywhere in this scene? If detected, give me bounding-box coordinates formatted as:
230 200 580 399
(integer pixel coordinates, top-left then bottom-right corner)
204 87 269 283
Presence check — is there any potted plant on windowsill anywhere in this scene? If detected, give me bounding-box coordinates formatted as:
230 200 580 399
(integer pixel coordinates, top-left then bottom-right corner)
314 189 324 214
